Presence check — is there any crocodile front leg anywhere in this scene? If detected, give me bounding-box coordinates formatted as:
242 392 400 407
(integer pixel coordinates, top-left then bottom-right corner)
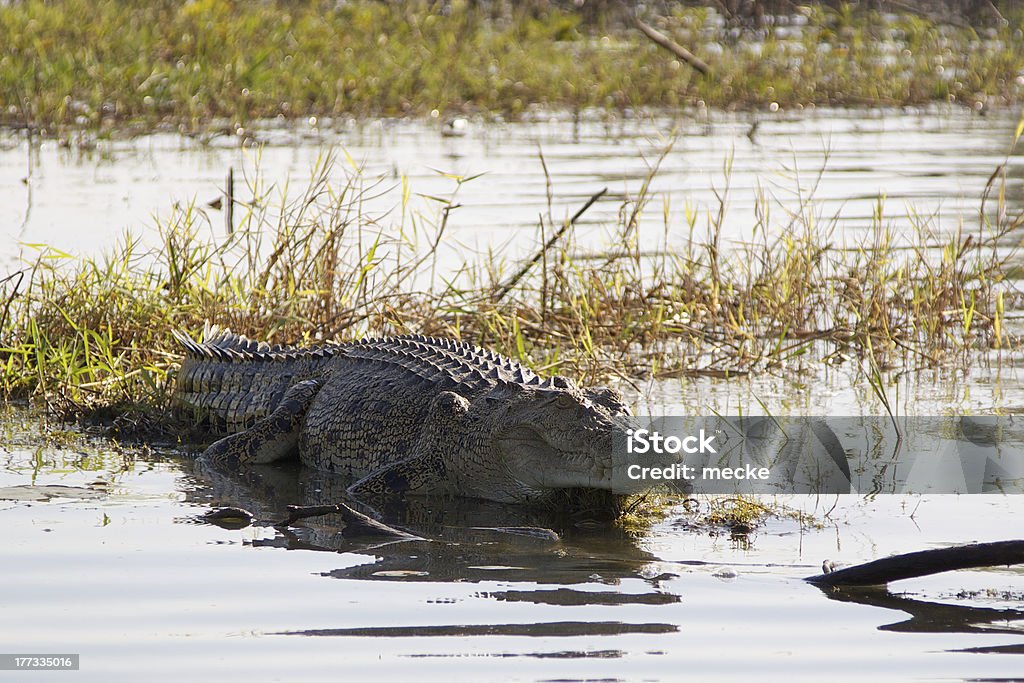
198 379 324 470
347 391 469 500
346 451 449 500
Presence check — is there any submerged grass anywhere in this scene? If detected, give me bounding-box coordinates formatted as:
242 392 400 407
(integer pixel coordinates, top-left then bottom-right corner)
1 1 1023 135
0 139 1021 426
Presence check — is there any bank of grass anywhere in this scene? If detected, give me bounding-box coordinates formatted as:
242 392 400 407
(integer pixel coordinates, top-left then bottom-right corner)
2 0 1023 135
1 143 1021 425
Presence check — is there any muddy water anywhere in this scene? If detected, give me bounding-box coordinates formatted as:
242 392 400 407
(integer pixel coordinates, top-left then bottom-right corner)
3 109 1024 680
2 107 1022 276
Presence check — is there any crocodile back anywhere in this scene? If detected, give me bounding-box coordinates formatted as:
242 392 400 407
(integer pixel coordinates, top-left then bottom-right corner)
174 330 544 435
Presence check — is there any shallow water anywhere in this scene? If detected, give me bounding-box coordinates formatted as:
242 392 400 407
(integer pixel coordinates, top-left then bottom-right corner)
2 107 1022 276
3 371 1024 683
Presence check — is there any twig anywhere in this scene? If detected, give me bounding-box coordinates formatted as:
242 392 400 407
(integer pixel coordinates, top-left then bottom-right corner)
0 270 24 336
278 503 418 539
887 0 971 28
492 187 606 302
225 166 235 235
982 0 1005 24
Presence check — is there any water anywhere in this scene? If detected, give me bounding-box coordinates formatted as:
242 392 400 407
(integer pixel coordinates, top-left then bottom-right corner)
2 107 1022 276
3 109 1024 680
2 422 1024 682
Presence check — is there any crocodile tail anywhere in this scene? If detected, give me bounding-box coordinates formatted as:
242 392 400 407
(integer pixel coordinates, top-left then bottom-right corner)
173 327 338 433
172 329 205 357
172 327 286 359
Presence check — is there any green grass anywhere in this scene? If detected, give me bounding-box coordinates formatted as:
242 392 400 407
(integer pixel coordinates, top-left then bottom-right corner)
0 142 1020 426
2 0 1023 135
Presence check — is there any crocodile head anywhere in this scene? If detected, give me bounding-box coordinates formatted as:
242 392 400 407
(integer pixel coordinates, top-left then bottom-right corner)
460 377 631 504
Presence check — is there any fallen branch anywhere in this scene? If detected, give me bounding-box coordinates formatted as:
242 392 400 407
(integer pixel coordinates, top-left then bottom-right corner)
470 526 561 542
278 503 418 539
806 540 1024 587
631 16 710 76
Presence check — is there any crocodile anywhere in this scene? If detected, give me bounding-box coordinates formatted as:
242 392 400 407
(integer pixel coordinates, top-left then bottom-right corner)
173 329 631 505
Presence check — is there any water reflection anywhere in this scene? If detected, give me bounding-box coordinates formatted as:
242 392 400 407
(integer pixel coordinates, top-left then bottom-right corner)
185 452 1024 651
278 622 678 638
187 457 659 584
820 585 1024 637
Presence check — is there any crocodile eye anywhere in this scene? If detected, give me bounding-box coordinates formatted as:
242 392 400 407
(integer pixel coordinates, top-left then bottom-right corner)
551 375 576 390
555 393 577 410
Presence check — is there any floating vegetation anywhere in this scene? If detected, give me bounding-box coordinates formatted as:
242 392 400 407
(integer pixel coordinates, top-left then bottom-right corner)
699 495 820 535
702 496 776 533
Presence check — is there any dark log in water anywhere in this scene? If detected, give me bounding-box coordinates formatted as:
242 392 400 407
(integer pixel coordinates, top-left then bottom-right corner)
805 540 1024 587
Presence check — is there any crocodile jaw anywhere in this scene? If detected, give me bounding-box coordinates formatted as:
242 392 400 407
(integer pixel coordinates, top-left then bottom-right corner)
497 426 613 492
